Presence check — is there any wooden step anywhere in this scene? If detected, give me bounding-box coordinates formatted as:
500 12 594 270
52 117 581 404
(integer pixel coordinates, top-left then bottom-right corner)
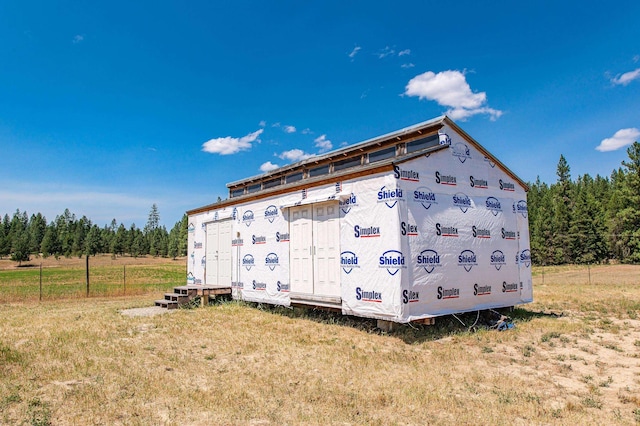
173 286 198 296
155 299 179 309
164 293 190 302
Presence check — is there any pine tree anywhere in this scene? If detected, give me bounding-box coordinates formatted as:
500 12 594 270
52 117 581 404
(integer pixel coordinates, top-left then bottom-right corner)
551 155 573 263
28 213 47 254
41 223 61 258
611 142 640 262
83 225 102 256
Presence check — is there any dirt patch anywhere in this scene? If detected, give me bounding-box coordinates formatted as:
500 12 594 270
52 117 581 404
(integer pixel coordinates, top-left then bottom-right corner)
120 306 176 317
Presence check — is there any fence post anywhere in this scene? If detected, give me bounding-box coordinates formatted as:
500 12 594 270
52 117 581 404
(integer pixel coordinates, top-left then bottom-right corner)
86 255 90 297
39 263 43 302
123 264 126 295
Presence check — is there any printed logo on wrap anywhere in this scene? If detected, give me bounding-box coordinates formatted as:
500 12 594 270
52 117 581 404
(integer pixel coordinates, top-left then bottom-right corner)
412 186 437 210
201 256 206 267
402 289 419 304
416 249 442 273
188 222 195 233
242 254 255 271
499 179 515 192
340 251 360 274
484 156 496 168
252 280 267 291
187 272 202 285
193 241 203 249
518 249 531 268
458 249 477 272
452 142 471 163
452 192 473 213
264 205 278 223
513 200 528 218
340 193 358 214
485 197 502 216
472 225 491 239
377 186 404 208
490 250 506 270
435 171 457 186
252 234 266 245
232 208 238 220
474 284 492 296
469 176 488 189
265 252 280 271
503 281 518 293
393 165 420 182
501 227 517 241
214 212 219 221
354 224 381 238
436 223 459 237
242 210 255 227
379 249 406 276
276 231 290 242
356 287 382 302
400 221 418 237
277 281 290 292
437 286 460 300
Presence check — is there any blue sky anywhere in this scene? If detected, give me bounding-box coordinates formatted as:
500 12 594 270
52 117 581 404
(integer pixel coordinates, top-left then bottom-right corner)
1 1 639 227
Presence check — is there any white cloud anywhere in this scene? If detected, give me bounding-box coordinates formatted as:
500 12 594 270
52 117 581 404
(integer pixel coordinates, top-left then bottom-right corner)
278 149 314 162
271 122 281 128
401 63 415 69
201 129 263 155
314 134 333 151
611 68 640 86
283 125 296 133
259 120 266 127
72 34 84 44
301 128 312 135
398 49 411 56
260 161 280 172
348 46 361 59
404 70 502 121
596 128 640 152
377 46 395 59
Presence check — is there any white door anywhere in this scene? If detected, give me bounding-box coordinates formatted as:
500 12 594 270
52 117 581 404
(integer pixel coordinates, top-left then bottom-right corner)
205 220 232 286
289 202 340 298
313 203 340 297
290 205 313 294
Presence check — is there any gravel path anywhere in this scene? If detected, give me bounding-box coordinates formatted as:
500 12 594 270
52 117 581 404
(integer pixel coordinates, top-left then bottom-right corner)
120 306 176 317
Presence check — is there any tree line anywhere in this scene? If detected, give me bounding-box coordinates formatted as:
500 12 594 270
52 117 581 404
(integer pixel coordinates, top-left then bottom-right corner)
0 204 189 264
529 141 640 265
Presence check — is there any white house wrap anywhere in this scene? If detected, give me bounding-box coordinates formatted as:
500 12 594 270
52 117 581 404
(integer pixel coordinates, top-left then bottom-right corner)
187 116 532 323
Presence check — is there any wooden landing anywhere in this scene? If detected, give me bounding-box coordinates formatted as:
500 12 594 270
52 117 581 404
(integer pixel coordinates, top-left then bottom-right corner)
155 285 232 309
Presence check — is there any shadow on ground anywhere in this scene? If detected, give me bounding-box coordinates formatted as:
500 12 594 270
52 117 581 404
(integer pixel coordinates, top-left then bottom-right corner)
217 300 564 345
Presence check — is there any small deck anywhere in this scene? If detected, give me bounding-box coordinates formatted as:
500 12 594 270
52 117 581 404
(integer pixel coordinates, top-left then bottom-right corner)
155 285 232 309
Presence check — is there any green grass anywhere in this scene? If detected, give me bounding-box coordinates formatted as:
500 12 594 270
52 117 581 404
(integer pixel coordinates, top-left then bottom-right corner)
0 264 185 301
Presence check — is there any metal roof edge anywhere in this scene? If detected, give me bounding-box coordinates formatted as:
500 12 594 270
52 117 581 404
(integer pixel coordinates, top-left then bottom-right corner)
226 115 447 188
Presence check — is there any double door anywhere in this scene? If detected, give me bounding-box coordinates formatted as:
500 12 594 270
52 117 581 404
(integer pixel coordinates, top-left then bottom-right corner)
205 220 232 286
289 202 340 298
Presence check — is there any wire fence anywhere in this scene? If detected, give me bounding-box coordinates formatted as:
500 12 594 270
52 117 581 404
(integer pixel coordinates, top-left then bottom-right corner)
0 257 185 302
532 263 640 286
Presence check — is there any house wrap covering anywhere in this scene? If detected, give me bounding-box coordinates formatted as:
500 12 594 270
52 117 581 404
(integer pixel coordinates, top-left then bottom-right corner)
187 117 532 323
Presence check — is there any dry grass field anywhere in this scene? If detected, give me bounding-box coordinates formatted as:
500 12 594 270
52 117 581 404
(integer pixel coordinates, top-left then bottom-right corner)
1 263 639 425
